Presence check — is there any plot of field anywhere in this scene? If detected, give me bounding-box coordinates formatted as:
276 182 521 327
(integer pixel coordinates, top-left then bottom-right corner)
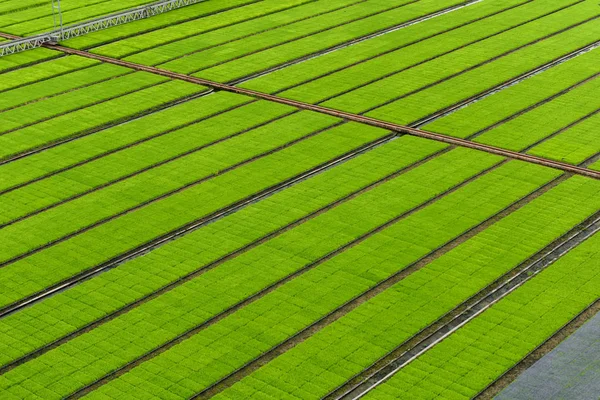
0 0 599 399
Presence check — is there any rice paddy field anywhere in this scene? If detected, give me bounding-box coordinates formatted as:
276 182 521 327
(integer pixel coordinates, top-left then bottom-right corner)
0 0 599 399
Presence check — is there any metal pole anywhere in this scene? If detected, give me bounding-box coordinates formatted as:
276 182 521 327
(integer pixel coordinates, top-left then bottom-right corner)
51 0 63 43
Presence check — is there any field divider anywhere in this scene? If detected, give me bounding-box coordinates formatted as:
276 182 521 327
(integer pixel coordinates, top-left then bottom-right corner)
0 133 396 320
334 210 600 399
39 42 600 180
475 298 600 399
66 153 508 399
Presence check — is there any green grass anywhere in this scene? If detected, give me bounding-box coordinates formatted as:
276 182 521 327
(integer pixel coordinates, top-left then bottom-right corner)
0 122 388 309
0 151 555 399
82 159 560 400
326 2 600 116
215 175 600 399
0 63 130 112
0 106 336 254
0 135 445 368
125 0 368 66
0 0 161 36
89 0 315 58
0 79 203 160
530 112 600 164
365 229 600 400
64 0 282 50
0 71 166 134
159 0 461 80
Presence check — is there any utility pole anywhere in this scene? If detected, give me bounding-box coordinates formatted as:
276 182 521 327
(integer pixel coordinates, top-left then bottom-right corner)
50 0 63 44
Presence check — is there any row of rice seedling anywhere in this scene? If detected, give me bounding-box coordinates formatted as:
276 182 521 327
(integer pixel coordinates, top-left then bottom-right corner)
0 152 554 399
0 0 531 184
0 55 98 90
365 23 600 128
0 106 336 257
195 0 586 85
0 79 203 160
87 0 373 59
134 0 462 73
0 0 161 36
65 0 299 51
0 136 444 365
215 175 600 400
364 230 600 400
473 75 600 151
0 91 249 191
321 3 600 114
187 0 537 84
4 0 580 208
0 63 130 112
0 99 296 225
530 113 600 165
0 122 389 309
238 0 533 94
0 71 169 134
121 0 370 66
4 3 588 254
424 47 600 137
0 135 446 369
81 160 562 400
